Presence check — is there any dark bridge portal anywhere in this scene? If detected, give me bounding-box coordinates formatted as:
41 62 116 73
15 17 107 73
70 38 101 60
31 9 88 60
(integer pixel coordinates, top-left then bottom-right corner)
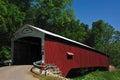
13 37 42 65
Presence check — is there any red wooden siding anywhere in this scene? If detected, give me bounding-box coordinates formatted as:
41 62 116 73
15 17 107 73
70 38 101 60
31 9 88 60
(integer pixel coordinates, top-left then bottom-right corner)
44 40 109 76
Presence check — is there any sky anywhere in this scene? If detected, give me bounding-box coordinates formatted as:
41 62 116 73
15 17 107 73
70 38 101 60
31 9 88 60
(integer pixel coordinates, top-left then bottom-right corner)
72 0 120 31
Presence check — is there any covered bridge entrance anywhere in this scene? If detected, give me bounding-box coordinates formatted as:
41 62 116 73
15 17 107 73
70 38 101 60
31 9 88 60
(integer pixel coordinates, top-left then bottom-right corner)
11 25 45 65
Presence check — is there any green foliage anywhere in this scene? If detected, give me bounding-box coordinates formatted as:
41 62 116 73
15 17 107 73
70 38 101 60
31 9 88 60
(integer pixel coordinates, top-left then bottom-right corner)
31 0 74 33
7 4 25 34
0 0 25 60
73 71 120 80
109 31 120 68
60 20 89 43
0 0 25 35
0 0 8 32
87 20 114 53
0 46 11 61
6 0 31 12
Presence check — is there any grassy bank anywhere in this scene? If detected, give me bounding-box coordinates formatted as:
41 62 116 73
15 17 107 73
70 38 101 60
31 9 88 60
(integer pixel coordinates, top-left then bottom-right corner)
73 70 120 80
31 70 120 80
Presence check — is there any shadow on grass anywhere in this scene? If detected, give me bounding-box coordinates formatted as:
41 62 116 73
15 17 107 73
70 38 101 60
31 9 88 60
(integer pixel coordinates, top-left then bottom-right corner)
66 67 108 78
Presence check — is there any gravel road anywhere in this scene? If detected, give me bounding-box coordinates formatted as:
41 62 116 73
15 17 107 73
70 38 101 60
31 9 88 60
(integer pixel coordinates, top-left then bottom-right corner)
0 65 39 80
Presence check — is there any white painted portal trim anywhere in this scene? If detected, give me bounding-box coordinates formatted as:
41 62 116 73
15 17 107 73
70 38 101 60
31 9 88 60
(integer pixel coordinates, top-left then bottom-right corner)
13 25 44 40
12 25 45 64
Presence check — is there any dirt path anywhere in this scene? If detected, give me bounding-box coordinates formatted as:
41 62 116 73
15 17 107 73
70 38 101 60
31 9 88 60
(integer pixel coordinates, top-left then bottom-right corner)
0 65 39 80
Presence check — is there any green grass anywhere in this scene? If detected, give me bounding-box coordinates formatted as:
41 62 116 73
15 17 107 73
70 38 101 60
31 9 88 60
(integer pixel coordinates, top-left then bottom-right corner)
31 70 120 80
73 70 120 80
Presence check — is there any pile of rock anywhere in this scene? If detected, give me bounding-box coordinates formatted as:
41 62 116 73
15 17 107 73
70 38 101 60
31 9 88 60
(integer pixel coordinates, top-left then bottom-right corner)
31 64 61 75
109 65 117 72
31 64 70 80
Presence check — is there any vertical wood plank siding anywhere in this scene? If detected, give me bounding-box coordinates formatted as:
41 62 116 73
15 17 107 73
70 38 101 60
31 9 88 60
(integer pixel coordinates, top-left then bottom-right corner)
45 40 109 76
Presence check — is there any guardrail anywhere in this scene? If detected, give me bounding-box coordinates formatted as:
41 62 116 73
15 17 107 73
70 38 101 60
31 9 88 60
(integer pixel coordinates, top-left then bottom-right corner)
3 59 12 66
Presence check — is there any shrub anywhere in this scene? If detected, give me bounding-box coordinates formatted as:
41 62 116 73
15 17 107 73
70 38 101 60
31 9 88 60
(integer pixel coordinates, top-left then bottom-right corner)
0 46 11 61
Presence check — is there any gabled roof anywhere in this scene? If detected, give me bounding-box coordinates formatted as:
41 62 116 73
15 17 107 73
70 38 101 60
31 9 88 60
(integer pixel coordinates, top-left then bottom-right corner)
14 24 108 56
26 24 94 49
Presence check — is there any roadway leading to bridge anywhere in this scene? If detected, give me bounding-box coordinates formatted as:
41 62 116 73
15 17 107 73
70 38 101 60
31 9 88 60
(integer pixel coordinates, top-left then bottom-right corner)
0 65 39 80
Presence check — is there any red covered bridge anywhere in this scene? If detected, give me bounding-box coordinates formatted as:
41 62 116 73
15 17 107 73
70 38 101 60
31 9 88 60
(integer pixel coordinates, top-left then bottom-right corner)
11 24 109 76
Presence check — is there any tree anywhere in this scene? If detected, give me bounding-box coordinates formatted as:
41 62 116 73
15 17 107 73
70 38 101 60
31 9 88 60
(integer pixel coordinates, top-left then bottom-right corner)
113 31 120 42
0 46 10 61
0 0 25 37
30 0 74 33
60 19 89 43
0 0 25 61
6 0 33 25
109 31 120 68
87 20 114 53
0 0 8 32
5 0 31 12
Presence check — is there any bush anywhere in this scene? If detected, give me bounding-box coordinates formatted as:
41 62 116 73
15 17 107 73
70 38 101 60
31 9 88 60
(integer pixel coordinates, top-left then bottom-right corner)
0 46 11 61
